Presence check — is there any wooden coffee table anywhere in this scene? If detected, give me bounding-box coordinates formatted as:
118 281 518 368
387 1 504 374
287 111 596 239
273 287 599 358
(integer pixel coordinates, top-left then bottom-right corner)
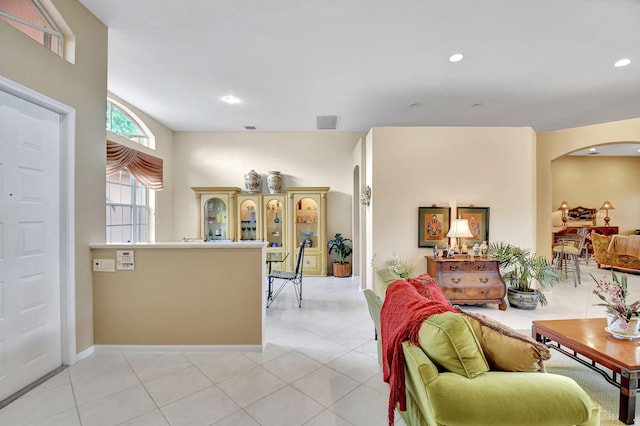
532 318 640 425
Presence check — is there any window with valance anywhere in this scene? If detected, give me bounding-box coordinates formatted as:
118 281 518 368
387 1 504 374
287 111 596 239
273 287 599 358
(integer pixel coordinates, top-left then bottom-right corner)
106 141 163 190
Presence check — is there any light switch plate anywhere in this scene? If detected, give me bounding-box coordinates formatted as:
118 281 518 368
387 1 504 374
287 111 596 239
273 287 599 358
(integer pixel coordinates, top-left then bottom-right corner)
117 250 135 270
93 259 115 272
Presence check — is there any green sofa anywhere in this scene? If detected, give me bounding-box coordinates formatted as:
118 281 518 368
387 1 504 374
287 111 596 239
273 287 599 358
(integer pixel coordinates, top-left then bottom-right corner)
366 270 600 426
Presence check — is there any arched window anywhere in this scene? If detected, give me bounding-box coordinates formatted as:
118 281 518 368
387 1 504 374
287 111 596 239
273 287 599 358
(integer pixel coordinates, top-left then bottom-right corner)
105 99 160 243
106 99 155 149
0 0 75 62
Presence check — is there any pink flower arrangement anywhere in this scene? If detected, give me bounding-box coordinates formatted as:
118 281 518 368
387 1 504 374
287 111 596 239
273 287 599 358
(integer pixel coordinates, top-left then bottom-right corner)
593 271 640 323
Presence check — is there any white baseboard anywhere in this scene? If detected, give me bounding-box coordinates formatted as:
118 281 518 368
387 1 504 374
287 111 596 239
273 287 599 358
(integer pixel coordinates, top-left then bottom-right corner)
74 346 95 363
93 344 264 353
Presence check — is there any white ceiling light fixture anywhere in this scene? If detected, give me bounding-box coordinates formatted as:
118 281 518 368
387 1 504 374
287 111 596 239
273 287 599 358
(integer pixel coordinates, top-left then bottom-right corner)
222 95 241 104
614 58 631 67
589 147 597 152
449 53 464 63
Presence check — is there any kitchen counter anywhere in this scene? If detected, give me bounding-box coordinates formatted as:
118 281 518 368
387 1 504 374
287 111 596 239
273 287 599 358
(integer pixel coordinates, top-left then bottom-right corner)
90 241 266 349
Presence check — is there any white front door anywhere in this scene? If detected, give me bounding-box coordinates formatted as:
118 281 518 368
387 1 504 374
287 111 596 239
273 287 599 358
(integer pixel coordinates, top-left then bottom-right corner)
0 89 62 401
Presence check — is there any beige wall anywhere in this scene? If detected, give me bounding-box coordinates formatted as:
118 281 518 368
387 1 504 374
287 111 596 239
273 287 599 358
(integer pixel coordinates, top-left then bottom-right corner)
171 132 364 252
107 93 176 241
366 126 537 285
91 245 265 346
536 118 640 258
0 0 108 353
552 156 640 235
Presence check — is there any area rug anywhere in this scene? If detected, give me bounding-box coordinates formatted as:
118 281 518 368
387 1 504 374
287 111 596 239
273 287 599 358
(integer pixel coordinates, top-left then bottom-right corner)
541 343 637 425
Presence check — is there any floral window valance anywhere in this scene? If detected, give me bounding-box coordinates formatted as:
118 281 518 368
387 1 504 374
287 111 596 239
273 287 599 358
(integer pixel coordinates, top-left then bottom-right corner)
106 140 163 190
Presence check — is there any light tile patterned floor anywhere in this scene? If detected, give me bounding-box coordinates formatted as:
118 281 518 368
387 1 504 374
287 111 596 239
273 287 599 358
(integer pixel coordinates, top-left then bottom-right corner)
1 262 638 425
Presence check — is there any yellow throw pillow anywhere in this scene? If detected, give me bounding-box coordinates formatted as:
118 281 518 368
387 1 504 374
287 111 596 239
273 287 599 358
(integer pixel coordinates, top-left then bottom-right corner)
460 310 551 372
418 312 489 378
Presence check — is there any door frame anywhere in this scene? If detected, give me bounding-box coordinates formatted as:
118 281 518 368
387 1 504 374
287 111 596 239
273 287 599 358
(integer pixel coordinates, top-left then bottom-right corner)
0 76 76 365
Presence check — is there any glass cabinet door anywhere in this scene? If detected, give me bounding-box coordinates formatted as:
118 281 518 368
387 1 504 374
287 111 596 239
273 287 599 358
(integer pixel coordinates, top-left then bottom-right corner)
288 187 328 276
204 197 228 240
193 187 240 241
265 198 285 248
295 197 318 248
239 198 259 241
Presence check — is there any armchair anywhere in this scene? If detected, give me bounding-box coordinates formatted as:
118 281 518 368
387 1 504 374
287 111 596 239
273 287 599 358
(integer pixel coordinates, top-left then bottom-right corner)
364 277 601 426
402 341 600 426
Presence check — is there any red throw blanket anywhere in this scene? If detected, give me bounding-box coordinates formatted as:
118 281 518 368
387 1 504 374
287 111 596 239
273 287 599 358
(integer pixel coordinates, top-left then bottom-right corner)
380 279 456 425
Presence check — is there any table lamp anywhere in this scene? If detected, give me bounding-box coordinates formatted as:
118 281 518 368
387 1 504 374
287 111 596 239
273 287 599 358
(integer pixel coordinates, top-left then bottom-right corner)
446 219 474 255
557 201 571 226
599 201 615 226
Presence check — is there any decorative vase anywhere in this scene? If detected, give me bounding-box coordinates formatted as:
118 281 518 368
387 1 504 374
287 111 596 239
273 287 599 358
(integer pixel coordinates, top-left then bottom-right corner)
506 288 539 310
607 313 640 336
274 212 280 223
244 169 261 193
267 171 284 194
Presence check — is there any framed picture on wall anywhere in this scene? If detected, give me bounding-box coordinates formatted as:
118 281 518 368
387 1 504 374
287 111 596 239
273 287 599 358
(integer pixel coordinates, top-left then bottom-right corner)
418 206 451 247
456 207 490 247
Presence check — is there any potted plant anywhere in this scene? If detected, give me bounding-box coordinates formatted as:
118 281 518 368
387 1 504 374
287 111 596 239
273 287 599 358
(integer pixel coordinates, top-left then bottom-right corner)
592 271 640 335
328 233 353 277
488 242 563 309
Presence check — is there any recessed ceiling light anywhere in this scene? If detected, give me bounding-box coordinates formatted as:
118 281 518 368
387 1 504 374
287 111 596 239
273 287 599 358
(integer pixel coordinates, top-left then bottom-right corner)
614 58 631 67
589 147 597 152
449 53 464 63
222 95 241 104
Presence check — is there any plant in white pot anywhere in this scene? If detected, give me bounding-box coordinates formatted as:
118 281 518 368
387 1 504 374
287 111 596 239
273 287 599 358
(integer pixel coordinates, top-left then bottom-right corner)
488 242 563 309
328 233 353 277
592 271 640 335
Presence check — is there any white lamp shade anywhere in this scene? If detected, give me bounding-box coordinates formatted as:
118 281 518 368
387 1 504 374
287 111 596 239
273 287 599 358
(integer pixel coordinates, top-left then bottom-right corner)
446 219 474 238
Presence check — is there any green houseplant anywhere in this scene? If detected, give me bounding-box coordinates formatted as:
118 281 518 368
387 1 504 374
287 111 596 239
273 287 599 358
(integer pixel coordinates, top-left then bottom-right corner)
328 233 353 277
488 242 563 309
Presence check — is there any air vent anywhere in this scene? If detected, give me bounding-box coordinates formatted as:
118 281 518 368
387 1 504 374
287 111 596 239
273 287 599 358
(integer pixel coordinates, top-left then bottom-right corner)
316 115 338 130
244 125 256 130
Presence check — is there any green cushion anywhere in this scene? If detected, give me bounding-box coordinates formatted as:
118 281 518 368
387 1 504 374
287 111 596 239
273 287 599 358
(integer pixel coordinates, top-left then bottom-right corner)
375 267 401 299
418 312 489 378
426 371 594 425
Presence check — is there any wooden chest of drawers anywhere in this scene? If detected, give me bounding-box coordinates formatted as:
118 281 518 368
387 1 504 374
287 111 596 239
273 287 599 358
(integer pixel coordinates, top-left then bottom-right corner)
426 256 507 310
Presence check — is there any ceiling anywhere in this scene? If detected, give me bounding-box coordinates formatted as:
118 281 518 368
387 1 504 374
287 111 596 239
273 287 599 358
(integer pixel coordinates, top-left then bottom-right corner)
79 0 640 134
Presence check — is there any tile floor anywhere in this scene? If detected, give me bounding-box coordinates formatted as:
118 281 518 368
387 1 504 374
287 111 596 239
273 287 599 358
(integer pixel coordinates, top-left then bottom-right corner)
1 260 639 426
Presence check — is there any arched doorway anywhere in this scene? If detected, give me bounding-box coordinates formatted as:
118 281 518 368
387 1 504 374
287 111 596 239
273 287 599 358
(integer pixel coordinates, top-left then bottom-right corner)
536 120 640 258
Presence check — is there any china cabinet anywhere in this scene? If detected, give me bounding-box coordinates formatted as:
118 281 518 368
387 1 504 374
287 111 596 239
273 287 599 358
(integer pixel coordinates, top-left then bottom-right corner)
192 186 329 276
288 187 329 276
192 187 240 241
263 194 291 271
237 194 262 242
